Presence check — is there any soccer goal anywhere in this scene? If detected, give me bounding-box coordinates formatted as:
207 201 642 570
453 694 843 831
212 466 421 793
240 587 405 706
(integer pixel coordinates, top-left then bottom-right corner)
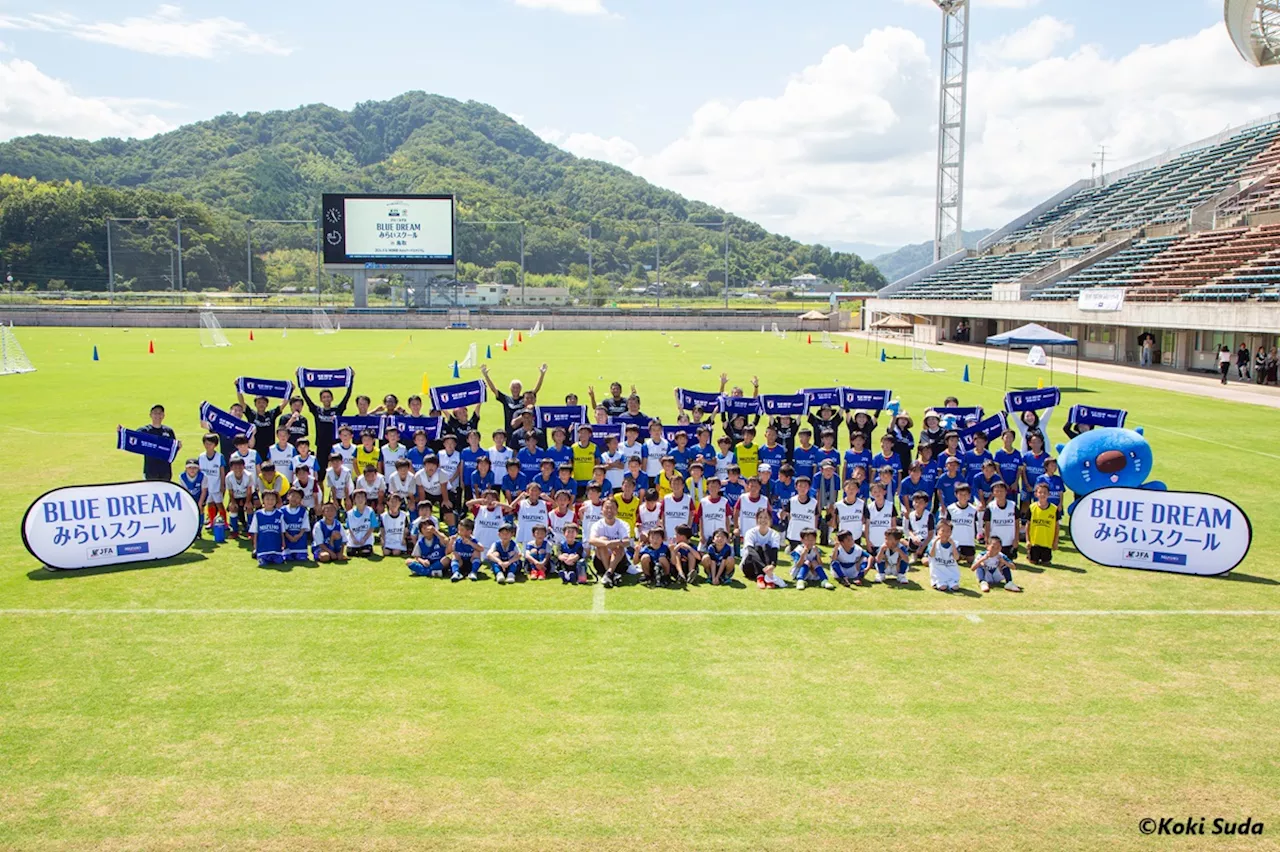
506 329 516 349
459 343 478 369
199 311 231 348
772 322 786 340
912 346 947 373
313 310 337 335
820 331 840 350
529 321 544 336
0 323 35 375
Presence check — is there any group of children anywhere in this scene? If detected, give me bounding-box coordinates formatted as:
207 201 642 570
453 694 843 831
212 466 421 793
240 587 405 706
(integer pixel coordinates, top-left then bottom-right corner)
173 376 1075 593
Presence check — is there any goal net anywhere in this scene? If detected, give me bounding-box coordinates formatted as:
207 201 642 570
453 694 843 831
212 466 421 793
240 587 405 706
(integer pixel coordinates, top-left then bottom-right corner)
912 346 946 373
199 311 231 348
530 321 544 336
821 331 839 350
0 323 35 375
313 310 337 335
771 322 786 339
506 329 516 349
459 343 478 369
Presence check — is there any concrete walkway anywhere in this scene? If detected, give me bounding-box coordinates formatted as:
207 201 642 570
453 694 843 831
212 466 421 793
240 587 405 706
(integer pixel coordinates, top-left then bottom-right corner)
839 331 1280 409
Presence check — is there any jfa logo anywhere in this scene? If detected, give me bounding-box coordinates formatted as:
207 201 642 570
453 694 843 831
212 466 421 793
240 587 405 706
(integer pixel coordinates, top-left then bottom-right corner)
440 392 452 404
128 437 137 447
1080 407 1091 417
86 546 116 560
1123 549 1152 562
305 372 315 382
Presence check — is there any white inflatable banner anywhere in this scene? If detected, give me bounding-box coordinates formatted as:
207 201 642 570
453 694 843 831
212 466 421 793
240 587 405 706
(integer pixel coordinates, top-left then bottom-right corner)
1069 487 1251 576
23 481 200 570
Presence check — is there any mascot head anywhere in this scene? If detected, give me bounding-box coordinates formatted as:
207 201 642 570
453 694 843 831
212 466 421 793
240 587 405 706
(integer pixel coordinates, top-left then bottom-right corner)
1056 427 1154 497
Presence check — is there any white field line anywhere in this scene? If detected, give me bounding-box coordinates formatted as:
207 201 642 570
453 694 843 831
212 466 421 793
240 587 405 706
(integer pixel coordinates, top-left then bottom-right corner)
592 583 607 614
1142 424 1280 461
0 608 1277 618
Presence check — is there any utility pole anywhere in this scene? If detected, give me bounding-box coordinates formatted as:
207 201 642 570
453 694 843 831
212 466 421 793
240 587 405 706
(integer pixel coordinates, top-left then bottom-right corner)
1095 144 1109 185
175 217 184 305
106 218 115 305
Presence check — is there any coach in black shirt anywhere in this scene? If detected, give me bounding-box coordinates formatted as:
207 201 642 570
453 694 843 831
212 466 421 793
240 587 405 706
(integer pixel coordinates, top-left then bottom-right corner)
139 404 180 481
481 363 548 432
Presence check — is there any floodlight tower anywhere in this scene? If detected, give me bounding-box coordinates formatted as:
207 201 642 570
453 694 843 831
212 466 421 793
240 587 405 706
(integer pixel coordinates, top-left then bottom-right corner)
933 0 970 262
1225 0 1280 66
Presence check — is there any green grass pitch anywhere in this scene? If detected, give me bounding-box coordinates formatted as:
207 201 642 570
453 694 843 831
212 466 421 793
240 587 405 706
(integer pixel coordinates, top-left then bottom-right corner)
1 326 1277 850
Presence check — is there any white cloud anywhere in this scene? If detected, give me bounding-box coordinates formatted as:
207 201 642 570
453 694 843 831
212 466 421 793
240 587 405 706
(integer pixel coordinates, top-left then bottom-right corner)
511 0 610 15
546 24 1280 248
0 5 290 59
0 58 174 140
981 15 1074 63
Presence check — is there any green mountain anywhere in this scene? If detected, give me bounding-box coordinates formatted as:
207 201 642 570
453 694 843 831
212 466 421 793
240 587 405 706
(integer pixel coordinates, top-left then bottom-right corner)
870 228 993 284
0 91 885 295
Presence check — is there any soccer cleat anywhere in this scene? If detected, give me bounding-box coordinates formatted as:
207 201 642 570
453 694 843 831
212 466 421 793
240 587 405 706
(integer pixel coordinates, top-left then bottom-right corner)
851 576 862 586
897 572 909 585
757 575 767 589
468 572 479 581
1004 581 1022 593
875 571 885 583
796 580 807 590
821 580 835 590
495 572 506 584
980 581 990 593
451 571 462 582
601 574 613 589
506 571 517 584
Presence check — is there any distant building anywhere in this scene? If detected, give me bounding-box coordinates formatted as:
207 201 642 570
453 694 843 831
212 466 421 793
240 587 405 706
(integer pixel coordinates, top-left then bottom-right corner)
460 283 504 307
790 273 827 290
504 287 569 306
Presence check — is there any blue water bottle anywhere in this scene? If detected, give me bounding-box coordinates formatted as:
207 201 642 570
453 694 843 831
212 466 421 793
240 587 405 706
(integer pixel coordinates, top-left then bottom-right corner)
212 516 227 544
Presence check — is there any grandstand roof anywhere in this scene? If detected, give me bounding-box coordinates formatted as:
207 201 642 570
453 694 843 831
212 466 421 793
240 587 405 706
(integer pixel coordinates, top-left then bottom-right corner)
1226 0 1280 67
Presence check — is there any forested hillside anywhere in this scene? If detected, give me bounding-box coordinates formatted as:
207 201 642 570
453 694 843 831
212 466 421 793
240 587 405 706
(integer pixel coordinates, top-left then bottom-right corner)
0 92 884 294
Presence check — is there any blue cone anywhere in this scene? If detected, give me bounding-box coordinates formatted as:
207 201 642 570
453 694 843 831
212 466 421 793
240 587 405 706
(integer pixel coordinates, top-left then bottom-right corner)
880 348 886 363
92 345 99 361
962 364 970 383
486 345 492 359
452 361 460 379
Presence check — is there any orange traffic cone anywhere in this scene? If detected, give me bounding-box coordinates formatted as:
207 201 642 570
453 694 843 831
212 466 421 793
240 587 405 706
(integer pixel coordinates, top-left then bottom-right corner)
148 340 154 354
807 334 812 345
502 339 508 352
518 332 524 343
844 341 849 353
249 330 255 341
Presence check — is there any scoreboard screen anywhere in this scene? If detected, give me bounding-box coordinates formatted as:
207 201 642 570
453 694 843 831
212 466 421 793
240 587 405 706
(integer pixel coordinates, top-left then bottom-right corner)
321 193 455 265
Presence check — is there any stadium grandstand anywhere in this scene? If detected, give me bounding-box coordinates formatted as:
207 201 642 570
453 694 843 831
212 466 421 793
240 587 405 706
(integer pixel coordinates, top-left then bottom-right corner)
867 116 1280 372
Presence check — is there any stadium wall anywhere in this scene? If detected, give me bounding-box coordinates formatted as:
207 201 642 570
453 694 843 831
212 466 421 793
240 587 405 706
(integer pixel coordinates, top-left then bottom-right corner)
866 297 1280 371
0 307 843 333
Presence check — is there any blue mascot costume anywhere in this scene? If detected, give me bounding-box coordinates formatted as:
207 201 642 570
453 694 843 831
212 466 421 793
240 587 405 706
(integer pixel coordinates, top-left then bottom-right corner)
1056 427 1166 515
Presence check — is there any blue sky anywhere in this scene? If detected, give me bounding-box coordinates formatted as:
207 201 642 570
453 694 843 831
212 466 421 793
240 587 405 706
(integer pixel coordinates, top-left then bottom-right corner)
1 0 1275 249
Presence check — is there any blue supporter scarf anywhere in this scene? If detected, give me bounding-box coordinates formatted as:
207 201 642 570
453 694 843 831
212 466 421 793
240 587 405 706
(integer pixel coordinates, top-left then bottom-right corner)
662 424 699 442
760 394 807 416
803 387 843 409
199 401 256 440
337 415 384 438
677 389 723 412
236 376 295 399
578 422 623 449
935 406 984 428
1067 404 1127 428
116 426 180 463
721 396 762 418
959 413 1007 451
1004 387 1060 413
429 379 486 411
386 415 443 441
535 405 589 434
296 366 354 389
840 388 893 411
